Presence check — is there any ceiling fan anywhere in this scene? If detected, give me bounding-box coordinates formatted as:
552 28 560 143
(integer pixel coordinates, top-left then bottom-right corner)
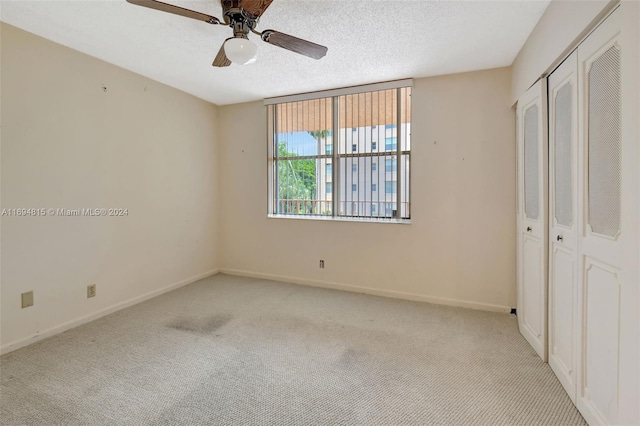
126 0 328 66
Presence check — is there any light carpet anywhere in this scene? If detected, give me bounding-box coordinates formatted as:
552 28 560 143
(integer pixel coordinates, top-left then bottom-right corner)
0 274 585 425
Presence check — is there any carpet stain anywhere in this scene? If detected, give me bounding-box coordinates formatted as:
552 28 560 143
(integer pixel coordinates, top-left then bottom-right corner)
167 314 232 335
339 347 370 368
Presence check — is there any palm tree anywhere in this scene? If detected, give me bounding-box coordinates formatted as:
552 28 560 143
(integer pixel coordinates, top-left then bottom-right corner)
277 141 316 213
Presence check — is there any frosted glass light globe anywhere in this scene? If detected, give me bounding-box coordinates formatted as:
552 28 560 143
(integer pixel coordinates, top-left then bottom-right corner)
224 37 258 65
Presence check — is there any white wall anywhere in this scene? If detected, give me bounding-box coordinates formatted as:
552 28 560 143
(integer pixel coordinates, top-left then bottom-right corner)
219 67 516 312
511 0 614 104
0 24 220 353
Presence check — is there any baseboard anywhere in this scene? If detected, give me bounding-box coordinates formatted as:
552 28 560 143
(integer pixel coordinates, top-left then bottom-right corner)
0 269 219 355
220 268 511 314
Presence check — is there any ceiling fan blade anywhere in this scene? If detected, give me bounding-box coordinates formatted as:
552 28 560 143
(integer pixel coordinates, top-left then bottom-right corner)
126 0 221 24
241 0 274 18
261 30 327 60
213 38 233 67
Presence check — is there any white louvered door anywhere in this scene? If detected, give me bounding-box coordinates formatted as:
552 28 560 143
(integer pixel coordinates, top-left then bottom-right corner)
516 79 548 362
548 51 579 403
575 6 639 425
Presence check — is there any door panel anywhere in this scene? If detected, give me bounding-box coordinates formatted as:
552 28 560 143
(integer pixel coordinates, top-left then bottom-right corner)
576 6 638 425
522 236 543 339
548 51 578 402
516 79 548 361
587 45 621 240
524 105 540 220
583 258 620 424
553 83 574 228
550 245 575 385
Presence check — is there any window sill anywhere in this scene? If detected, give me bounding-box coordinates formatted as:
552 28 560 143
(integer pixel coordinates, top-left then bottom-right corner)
267 214 411 225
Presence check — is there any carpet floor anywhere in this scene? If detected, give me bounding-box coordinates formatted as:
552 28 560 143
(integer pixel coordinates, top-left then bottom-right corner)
1 274 585 425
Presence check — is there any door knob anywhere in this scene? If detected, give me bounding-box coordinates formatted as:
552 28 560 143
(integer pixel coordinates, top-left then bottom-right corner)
557 235 563 241
526 227 532 232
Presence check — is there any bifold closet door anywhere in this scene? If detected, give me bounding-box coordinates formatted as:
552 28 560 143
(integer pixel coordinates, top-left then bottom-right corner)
516 79 548 361
547 51 579 403
576 6 639 425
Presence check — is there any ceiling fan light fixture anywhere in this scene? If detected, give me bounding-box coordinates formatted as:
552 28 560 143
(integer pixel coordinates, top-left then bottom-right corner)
224 37 258 65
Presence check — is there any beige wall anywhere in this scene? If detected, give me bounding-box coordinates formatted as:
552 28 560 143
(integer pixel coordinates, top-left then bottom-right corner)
511 0 614 104
219 67 516 311
0 24 220 352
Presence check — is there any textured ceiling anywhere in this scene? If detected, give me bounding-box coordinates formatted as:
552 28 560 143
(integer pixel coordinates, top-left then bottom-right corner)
1 0 550 106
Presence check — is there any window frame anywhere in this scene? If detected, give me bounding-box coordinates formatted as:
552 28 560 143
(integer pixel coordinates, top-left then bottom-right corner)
266 79 412 223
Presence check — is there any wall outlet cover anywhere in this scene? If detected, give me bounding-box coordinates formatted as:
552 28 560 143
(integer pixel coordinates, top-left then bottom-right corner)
21 291 34 308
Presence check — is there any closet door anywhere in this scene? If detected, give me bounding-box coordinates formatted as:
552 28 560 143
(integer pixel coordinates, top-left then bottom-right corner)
516 79 548 361
547 51 579 402
576 6 639 425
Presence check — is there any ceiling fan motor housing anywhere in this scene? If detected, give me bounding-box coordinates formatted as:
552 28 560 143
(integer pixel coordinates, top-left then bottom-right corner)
231 21 252 39
222 0 259 27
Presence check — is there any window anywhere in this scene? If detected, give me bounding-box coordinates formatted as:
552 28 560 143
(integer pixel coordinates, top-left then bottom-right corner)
385 158 397 172
385 181 397 193
267 81 411 221
385 137 397 151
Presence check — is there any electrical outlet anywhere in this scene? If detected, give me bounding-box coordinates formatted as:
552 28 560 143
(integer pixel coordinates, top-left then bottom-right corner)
319 260 325 269
87 284 96 298
21 291 34 308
